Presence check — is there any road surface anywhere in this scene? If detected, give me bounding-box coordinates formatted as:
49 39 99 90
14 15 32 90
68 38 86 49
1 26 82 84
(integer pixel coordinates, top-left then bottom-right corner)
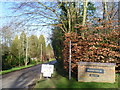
1 60 57 89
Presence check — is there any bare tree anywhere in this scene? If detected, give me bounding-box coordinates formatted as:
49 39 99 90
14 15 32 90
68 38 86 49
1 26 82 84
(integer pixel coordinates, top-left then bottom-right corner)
9 1 84 33
1 25 14 47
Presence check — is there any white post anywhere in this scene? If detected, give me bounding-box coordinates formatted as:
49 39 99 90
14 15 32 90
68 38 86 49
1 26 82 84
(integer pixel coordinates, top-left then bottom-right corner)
69 40 71 80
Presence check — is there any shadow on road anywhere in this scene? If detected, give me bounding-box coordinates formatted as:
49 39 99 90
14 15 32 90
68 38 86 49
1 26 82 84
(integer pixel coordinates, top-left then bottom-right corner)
9 65 41 88
8 60 57 88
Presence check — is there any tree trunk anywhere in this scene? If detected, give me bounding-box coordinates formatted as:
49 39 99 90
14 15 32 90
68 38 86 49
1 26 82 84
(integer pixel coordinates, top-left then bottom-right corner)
118 1 120 52
82 0 88 39
102 0 108 34
102 0 108 20
19 52 20 67
68 5 71 33
118 1 120 25
41 44 42 62
25 37 28 66
82 0 88 26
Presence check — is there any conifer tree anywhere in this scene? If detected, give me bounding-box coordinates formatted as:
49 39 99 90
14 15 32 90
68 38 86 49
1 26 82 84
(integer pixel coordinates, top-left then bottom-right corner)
46 43 54 59
28 35 38 58
38 35 46 62
20 31 27 65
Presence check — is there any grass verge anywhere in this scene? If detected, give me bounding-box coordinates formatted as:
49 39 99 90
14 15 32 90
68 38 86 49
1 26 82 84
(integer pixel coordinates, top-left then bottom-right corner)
0 59 55 75
0 64 35 75
49 58 55 61
34 62 119 88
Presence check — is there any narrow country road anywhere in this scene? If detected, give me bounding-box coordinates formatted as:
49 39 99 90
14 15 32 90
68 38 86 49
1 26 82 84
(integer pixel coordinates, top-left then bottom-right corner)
1 60 57 89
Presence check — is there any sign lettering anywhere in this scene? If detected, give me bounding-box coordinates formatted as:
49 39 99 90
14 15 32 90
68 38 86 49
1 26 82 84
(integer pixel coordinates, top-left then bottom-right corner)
86 68 104 73
89 74 99 77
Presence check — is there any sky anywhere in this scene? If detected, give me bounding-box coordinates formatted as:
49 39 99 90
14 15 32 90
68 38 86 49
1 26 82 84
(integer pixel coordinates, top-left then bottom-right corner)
0 2 14 25
0 2 53 44
0 1 119 44
0 1 103 45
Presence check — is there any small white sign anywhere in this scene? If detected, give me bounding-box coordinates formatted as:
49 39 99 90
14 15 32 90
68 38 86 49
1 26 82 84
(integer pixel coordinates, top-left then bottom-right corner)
41 64 54 77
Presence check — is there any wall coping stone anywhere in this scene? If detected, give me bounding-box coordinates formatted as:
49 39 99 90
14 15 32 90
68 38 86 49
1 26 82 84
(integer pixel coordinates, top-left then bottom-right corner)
78 62 116 66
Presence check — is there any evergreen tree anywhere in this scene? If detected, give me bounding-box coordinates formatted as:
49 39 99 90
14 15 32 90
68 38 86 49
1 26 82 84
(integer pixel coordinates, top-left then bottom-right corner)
38 35 46 62
28 35 38 58
11 35 19 56
10 35 20 67
46 43 54 59
51 27 64 63
19 31 27 65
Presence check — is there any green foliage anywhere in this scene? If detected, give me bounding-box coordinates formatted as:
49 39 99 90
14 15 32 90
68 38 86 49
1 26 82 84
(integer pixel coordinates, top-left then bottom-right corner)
2 32 47 71
46 43 54 59
51 27 64 63
28 35 38 58
11 35 20 56
1 44 10 56
38 35 46 61
2 54 12 70
30 60 36 65
19 56 26 66
2 53 25 70
20 31 26 57
87 2 96 16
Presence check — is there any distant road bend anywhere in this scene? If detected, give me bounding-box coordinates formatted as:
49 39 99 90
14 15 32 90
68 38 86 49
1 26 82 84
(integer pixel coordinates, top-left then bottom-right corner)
1 60 57 89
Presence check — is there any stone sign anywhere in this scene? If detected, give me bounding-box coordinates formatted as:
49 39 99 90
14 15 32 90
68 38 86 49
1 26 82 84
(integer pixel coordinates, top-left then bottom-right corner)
78 62 116 83
41 64 54 77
